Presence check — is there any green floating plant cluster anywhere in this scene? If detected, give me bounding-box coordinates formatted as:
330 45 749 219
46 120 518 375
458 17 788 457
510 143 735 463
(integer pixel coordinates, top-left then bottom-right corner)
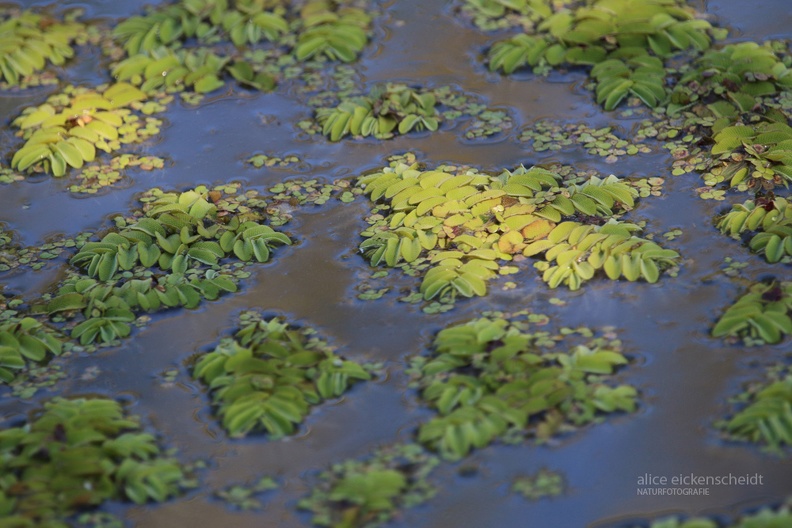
215 476 278 511
0 10 83 87
706 119 792 192
512 468 565 500
356 161 678 304
487 0 725 110
111 0 373 96
625 501 792 528
713 282 792 345
409 314 637 460
193 311 373 439
718 366 792 453
70 154 165 194
520 121 654 161
717 197 792 264
308 83 514 142
10 83 154 177
43 188 291 347
317 84 439 141
456 0 564 32
0 397 192 526
671 41 792 117
297 443 439 528
0 317 64 383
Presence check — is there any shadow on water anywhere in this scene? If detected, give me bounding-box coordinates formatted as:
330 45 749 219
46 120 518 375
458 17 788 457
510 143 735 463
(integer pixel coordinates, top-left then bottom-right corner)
2 0 792 527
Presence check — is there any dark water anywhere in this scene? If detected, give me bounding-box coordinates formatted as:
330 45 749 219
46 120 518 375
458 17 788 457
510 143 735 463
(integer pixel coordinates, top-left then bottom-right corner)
1 1 792 527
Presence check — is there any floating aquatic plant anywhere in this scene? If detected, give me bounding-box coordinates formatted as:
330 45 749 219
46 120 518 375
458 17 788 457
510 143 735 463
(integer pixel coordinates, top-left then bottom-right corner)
624 503 792 528
44 187 290 345
670 41 792 117
719 367 792 453
706 121 792 193
113 0 372 63
528 220 680 289
316 84 439 141
10 83 153 177
297 443 439 528
486 0 725 109
70 154 165 194
193 311 374 438
409 314 637 460
0 317 64 383
456 0 560 32
712 282 792 345
520 121 654 160
215 476 278 511
512 469 565 500
0 397 192 525
356 161 676 304
0 10 83 87
717 197 792 264
306 83 513 141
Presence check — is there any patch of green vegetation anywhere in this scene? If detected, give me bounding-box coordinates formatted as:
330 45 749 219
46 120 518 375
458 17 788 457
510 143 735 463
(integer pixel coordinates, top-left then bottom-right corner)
303 83 513 141
717 197 792 264
43 187 290 346
193 311 375 438
512 468 565 500
248 153 301 168
216 476 278 511
355 160 677 307
624 501 792 528
10 83 160 178
486 0 725 110
266 178 357 223
718 365 792 453
69 154 165 194
110 0 374 98
713 282 792 345
0 397 194 526
519 121 653 162
0 227 91 273
706 120 792 193
455 0 574 32
0 316 65 383
297 443 439 528
670 41 792 117
0 9 84 88
316 84 439 141
409 313 637 460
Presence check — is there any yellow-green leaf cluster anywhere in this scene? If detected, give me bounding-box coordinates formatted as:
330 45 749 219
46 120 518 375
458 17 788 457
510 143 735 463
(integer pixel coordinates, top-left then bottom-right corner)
0 11 83 86
357 161 657 302
11 83 147 177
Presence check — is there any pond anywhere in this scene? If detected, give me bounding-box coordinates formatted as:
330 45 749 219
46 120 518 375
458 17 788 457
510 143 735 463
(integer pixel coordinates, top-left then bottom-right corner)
1 0 791 527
